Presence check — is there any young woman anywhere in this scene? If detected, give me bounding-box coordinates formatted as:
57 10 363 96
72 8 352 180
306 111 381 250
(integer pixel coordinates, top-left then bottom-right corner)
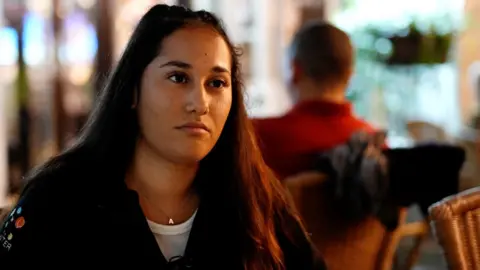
0 5 325 269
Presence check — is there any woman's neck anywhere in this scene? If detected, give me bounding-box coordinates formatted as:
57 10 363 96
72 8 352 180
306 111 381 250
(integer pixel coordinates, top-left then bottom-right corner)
296 80 347 104
126 139 199 224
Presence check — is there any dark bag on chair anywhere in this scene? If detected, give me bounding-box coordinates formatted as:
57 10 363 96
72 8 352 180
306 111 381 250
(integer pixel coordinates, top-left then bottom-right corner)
315 132 397 230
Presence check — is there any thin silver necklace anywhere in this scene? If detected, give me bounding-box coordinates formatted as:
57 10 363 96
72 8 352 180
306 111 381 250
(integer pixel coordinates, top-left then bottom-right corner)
140 192 196 225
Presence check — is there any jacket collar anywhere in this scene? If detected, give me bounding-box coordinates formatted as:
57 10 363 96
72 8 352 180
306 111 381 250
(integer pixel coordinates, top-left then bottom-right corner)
90 168 240 268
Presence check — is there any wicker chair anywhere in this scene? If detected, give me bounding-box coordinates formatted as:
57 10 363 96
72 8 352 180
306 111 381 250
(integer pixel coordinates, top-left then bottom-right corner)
429 187 480 270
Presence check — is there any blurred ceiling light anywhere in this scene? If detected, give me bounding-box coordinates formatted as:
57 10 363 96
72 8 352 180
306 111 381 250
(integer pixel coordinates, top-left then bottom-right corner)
76 0 96 10
56 0 76 20
26 0 52 17
23 12 48 66
68 65 92 86
59 12 98 66
0 27 17 66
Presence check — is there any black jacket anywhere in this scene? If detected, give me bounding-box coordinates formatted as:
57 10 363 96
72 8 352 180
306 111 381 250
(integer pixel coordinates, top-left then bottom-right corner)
0 159 326 269
385 143 465 215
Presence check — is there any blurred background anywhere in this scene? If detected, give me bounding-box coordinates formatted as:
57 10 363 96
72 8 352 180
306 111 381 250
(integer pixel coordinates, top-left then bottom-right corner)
0 0 479 268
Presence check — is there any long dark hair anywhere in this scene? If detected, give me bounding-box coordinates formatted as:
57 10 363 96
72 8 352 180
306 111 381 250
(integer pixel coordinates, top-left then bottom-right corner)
27 4 302 270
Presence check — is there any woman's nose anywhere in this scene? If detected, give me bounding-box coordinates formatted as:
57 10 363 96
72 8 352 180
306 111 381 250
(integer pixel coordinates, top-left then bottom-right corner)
185 84 209 115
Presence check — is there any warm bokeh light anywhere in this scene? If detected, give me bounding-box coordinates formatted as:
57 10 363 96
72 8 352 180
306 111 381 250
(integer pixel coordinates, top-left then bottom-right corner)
68 65 92 86
76 0 95 10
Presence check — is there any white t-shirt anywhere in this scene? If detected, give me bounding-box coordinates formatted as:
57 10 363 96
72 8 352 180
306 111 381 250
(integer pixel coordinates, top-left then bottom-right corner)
147 210 197 261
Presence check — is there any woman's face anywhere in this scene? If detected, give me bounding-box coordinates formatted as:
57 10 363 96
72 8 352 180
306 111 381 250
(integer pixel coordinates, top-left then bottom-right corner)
137 25 233 164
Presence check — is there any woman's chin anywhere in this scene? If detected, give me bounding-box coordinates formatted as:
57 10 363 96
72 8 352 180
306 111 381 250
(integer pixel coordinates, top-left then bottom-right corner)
169 147 212 165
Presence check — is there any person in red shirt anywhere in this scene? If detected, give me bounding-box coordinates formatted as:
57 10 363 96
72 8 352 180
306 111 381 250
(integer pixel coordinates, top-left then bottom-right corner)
253 20 376 180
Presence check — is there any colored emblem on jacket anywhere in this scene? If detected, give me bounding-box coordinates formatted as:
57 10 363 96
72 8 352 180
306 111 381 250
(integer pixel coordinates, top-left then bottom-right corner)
15 217 25 229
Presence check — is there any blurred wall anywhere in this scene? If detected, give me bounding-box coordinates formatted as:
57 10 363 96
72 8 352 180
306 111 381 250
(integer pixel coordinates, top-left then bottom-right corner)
246 0 291 117
195 0 295 117
459 0 480 123
0 0 6 207
0 80 6 208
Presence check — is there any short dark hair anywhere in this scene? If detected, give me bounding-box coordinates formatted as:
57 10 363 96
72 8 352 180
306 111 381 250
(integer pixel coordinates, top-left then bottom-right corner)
289 20 354 86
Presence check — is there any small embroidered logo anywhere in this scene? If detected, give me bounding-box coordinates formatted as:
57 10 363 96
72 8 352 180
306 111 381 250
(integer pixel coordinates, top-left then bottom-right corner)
16 207 22 215
7 233 12 241
15 217 25 229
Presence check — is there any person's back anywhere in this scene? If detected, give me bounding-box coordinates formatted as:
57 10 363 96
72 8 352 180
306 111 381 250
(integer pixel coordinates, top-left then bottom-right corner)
254 21 375 179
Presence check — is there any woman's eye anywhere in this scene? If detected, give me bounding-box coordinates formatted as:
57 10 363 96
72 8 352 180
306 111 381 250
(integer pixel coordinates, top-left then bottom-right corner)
208 79 226 89
168 73 188 84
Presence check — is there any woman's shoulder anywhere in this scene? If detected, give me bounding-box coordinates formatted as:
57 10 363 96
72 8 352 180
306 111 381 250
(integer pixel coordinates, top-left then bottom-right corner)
0 157 91 256
9 154 96 216
25 157 90 197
